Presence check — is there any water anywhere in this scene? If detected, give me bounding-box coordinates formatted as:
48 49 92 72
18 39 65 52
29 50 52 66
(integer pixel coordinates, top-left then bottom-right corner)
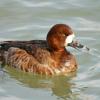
0 0 100 100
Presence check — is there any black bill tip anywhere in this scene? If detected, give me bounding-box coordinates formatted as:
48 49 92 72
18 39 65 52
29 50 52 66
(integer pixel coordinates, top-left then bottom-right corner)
68 41 90 51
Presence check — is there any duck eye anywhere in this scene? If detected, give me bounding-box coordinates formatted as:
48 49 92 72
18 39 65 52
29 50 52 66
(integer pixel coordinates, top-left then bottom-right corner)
62 34 66 37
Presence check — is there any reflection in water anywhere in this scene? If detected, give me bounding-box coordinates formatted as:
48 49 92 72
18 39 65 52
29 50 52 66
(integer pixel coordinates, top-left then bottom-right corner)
51 76 76 100
4 66 77 100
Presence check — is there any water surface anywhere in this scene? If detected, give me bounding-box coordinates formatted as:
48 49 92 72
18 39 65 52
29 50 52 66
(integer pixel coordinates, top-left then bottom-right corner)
0 0 100 100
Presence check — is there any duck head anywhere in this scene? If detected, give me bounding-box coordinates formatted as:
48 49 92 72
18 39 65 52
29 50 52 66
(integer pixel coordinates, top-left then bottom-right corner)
46 24 75 51
47 24 89 51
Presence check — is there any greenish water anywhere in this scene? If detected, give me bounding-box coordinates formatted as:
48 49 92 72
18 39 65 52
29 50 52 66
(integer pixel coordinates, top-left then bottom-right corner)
0 0 100 100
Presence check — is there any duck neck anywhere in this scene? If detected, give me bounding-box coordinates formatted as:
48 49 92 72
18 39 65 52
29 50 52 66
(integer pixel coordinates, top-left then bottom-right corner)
50 47 68 61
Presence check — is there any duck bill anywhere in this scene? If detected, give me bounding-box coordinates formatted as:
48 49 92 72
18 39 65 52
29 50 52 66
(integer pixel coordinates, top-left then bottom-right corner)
68 41 90 51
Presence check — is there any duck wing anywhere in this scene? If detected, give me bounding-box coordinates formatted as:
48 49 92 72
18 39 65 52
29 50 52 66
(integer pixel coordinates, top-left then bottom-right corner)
0 40 55 75
0 40 50 62
0 40 49 53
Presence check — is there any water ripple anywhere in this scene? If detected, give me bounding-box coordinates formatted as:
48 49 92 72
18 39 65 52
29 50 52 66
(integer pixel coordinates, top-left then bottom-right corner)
71 17 100 31
14 0 53 7
0 24 49 33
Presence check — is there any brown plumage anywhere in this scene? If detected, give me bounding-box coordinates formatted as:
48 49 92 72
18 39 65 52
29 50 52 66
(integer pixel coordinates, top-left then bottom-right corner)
0 24 77 75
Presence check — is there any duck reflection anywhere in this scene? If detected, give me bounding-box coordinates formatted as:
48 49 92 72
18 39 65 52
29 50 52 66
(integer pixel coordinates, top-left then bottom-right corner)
4 66 77 100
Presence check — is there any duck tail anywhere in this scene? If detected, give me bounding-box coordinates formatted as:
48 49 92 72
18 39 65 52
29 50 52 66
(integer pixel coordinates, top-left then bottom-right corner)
0 41 8 62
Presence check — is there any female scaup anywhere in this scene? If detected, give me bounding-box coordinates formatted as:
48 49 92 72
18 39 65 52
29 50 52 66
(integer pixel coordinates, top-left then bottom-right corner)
0 24 88 75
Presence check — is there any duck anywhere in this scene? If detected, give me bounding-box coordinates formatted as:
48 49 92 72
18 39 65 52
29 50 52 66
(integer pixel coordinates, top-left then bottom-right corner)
0 24 79 75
